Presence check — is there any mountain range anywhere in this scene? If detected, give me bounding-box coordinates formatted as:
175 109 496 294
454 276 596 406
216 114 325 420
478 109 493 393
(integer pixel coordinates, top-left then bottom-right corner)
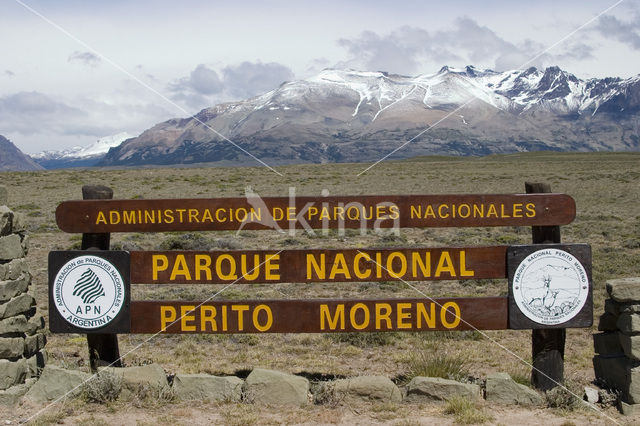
30 132 133 169
0 135 43 171
100 65 640 167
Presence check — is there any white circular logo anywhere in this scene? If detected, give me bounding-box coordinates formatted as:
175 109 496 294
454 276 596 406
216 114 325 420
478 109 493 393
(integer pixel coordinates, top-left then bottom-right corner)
513 249 589 325
53 255 125 329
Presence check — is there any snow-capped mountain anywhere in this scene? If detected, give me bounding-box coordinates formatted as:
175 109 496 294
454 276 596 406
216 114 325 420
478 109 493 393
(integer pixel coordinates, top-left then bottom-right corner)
101 66 640 167
32 132 133 169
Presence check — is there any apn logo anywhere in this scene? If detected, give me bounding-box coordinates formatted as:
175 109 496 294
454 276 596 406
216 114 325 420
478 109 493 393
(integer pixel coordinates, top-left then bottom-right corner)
72 268 105 304
53 255 125 329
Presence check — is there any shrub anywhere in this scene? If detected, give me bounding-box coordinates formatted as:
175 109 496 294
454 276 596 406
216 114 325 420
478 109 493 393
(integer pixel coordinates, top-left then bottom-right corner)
407 349 469 381
444 396 493 424
82 371 122 403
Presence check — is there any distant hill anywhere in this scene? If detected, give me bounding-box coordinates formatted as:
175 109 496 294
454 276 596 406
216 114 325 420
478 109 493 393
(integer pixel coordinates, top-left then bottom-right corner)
31 132 133 169
101 65 640 167
0 135 44 171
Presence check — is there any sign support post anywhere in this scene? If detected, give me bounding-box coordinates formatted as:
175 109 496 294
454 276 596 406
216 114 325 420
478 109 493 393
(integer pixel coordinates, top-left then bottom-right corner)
526 181 565 391
81 185 122 370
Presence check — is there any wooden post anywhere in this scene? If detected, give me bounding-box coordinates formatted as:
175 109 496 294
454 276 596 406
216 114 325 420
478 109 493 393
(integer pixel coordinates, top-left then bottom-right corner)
525 181 565 391
81 185 122 370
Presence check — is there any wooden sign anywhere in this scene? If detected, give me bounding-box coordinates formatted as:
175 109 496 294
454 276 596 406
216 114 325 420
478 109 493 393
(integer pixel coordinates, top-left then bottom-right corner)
56 193 576 233
508 244 592 329
129 297 508 334
130 246 508 284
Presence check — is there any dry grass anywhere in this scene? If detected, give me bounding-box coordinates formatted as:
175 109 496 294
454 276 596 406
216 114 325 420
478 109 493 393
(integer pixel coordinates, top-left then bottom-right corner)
1 152 639 424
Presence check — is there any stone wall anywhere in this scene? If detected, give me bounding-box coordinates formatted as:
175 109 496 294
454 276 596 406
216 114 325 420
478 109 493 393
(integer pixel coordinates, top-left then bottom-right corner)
593 277 640 413
0 196 47 401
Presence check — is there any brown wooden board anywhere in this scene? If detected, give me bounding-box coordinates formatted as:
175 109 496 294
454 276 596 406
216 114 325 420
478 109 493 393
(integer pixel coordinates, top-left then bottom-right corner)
507 244 592 329
130 246 508 284
129 297 508 334
56 194 576 233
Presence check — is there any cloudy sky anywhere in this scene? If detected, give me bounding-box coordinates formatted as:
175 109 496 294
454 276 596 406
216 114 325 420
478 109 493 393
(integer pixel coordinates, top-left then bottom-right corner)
1 0 639 153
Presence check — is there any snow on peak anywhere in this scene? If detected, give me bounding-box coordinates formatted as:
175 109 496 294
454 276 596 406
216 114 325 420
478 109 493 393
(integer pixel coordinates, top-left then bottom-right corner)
31 132 133 160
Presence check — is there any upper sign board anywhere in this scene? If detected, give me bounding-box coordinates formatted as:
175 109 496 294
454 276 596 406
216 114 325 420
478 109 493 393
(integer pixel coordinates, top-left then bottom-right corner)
56 194 576 233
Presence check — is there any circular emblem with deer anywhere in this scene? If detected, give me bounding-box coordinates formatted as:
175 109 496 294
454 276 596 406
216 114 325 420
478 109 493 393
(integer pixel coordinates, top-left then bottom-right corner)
52 255 125 329
512 249 589 325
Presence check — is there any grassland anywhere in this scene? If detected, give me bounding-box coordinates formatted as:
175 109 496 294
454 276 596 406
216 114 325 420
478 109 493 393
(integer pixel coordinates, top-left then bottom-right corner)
2 151 639 424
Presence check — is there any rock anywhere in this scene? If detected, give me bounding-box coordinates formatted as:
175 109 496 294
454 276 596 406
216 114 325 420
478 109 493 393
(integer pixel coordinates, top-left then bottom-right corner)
617 314 640 334
11 213 25 233
26 349 47 378
619 401 640 416
0 337 23 358
593 355 631 392
0 207 12 236
101 364 168 392
620 334 640 361
620 304 640 314
0 315 27 335
20 235 28 255
593 332 624 356
23 333 46 357
326 376 402 403
0 259 27 281
0 378 35 406
0 235 23 260
23 365 89 402
405 376 481 402
0 294 34 319
173 374 243 402
604 299 621 316
584 386 599 404
628 365 640 404
597 313 618 332
243 368 309 406
0 359 27 391
25 313 45 335
485 373 544 406
0 274 29 303
607 278 640 303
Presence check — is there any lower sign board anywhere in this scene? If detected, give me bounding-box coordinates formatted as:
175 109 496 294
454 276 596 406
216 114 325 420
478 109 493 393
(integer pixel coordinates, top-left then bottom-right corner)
507 244 592 329
48 251 131 333
129 297 508 334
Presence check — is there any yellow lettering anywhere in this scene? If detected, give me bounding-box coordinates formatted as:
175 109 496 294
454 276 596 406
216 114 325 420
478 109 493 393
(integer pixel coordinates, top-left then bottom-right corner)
201 306 217 331
265 254 280 280
180 305 196 331
441 302 461 329
170 255 192 281
353 252 371 279
417 303 435 328
350 303 369 330
320 304 345 330
160 306 176 331
375 303 392 329
396 303 412 329
387 251 407 278
459 251 474 277
253 305 273 332
307 253 325 280
329 253 351 279
411 252 431 278
152 255 168 280
232 305 249 331
216 254 238 280
195 255 212 280
435 251 456 277
96 211 107 224
526 203 536 217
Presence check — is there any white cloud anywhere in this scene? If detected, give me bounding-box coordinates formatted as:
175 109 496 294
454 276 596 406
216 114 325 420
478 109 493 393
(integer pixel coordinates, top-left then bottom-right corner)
336 18 595 74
